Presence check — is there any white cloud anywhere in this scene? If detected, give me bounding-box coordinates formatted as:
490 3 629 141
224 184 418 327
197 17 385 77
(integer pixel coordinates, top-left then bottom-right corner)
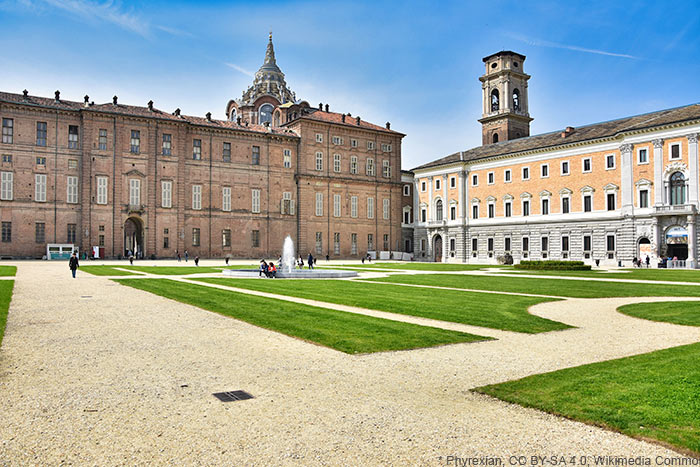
41 0 150 36
225 63 255 78
508 32 639 59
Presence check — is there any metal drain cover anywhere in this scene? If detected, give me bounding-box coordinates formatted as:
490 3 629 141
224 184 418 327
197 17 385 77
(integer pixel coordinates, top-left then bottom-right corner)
212 390 253 402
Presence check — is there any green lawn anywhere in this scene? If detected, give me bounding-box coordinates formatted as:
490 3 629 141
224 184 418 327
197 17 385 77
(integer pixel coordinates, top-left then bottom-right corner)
335 262 504 271
492 267 700 283
82 265 229 276
81 266 140 276
114 279 487 353
0 280 14 347
0 266 17 277
368 273 700 298
194 278 566 333
475 342 700 455
619 301 700 327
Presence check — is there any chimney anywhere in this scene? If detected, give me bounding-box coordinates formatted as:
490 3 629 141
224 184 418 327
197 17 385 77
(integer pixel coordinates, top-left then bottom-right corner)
173 108 181 116
325 104 329 112
54 90 60 101
22 89 28 98
341 114 346 123
84 95 90 107
148 100 154 111
356 116 361 125
113 95 118 105
206 112 212 121
385 122 391 130
319 102 323 110
561 126 575 138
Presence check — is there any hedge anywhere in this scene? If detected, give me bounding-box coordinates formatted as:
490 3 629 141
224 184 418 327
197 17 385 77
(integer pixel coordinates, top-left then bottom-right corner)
514 260 592 271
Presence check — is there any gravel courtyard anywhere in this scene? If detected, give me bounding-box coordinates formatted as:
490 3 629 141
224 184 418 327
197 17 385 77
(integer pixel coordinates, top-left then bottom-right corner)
1 261 698 465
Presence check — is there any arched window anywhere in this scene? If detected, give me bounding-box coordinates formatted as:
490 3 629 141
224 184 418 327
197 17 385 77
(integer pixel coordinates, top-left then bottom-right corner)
259 104 274 124
670 172 686 205
491 89 499 112
492 133 499 144
229 108 237 122
512 89 520 111
436 199 443 221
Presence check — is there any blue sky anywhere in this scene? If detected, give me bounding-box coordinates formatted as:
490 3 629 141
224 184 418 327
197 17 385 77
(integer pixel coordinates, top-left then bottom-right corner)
1 0 699 169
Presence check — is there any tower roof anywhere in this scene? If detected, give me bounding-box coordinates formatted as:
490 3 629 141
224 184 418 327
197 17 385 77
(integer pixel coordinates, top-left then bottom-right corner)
237 32 297 106
482 50 526 62
258 32 282 74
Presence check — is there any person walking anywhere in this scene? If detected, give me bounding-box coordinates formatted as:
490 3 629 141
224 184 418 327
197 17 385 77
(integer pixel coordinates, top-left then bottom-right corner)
194 256 199 266
184 250 189 262
225 257 229 266
646 255 650 268
308 253 314 270
176 250 181 262
69 252 79 278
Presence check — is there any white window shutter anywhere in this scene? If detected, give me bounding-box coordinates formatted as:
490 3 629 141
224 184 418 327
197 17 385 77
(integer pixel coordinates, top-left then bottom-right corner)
290 199 295 215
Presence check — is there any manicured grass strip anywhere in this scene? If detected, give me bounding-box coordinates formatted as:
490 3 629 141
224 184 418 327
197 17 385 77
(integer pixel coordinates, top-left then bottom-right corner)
475 342 700 455
0 280 14 347
368 273 700 298
337 262 504 271
0 266 16 277
81 266 139 276
493 267 700 283
114 279 487 354
619 301 700 327
124 266 225 275
194 278 566 333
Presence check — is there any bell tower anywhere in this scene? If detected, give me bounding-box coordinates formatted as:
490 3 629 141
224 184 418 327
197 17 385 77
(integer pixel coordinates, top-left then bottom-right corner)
478 51 533 145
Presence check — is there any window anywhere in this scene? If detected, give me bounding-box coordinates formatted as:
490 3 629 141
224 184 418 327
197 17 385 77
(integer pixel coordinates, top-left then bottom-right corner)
315 133 323 143
35 174 47 202
488 203 495 218
583 158 592 173
421 208 426 222
562 236 570 252
436 199 443 221
383 160 391 178
505 237 511 251
315 192 323 216
35 222 45 243
381 143 392 152
283 149 292 168
334 232 340 255
670 143 681 160
512 88 520 111
450 205 456 220
193 139 201 160
366 158 375 176
68 126 79 149
252 145 260 165
1 172 13 200
2 155 11 163
505 201 512 217
192 228 200 246
522 200 530 216
562 196 570 214
1 222 10 242
522 167 530 180
68 159 78 169
316 232 323 254
472 174 478 186
472 237 478 254
252 189 261 213
491 89 499 111
334 154 341 173
383 198 390 220
488 172 494 185
351 233 358 255
333 194 341 217
541 164 549 178
606 154 615 169
99 234 105 247
129 179 140 206
421 181 426 192
36 122 47 146
435 178 441 190
36 157 46 166
383 234 389 250
607 193 616 211
638 148 648 164
351 196 358 218
561 161 569 175
472 204 479 219
367 141 375 150
351 139 358 148
639 189 649 208
404 209 411 224
251 230 259 248
350 156 358 174
67 223 77 243
670 172 686 205
66 176 78 204
96 176 108 205
367 233 374 251
163 230 169 249
130 130 140 153
259 104 273 124
542 236 549 253
192 185 202 210
606 235 615 252
522 237 529 252
161 180 172 208
222 229 231 248
583 194 592 212
584 235 592 252
316 152 323 171
223 142 231 162
332 136 343 145
162 134 171 156
2 118 13 144
504 169 511 182
222 186 231 212
403 184 410 196
538 198 547 215
281 192 294 215
450 176 456 188
367 197 374 219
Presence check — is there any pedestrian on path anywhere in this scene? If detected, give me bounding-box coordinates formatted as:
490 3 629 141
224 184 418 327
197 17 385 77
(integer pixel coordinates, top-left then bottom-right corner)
69 252 79 278
194 256 199 266
184 250 189 262
308 253 314 270
646 255 650 268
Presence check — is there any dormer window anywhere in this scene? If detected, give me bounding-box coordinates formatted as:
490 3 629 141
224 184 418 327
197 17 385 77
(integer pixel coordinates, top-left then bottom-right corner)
491 89 499 112
259 103 274 124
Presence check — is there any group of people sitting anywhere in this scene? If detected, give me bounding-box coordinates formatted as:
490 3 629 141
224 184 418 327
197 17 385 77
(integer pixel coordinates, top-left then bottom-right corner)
259 260 278 278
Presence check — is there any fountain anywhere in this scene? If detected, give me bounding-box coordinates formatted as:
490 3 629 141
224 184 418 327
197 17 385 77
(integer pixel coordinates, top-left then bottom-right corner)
222 234 357 279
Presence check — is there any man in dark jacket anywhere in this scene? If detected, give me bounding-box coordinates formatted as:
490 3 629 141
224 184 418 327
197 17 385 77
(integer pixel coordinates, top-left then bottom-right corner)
69 252 79 278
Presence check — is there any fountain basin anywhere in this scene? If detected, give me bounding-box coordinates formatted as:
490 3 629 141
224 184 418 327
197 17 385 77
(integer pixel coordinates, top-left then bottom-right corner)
222 268 358 279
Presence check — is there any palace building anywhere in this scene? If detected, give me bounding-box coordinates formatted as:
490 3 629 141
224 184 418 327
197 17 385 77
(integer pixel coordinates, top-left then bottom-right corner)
0 34 404 259
410 51 700 267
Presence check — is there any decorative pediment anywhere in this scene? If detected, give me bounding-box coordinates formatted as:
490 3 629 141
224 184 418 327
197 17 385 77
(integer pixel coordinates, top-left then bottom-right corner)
471 197 481 204
503 193 514 201
539 190 552 198
635 178 653 187
486 195 497 202
126 169 146 177
580 185 595 193
419 202 427 208
449 199 458 205
559 187 573 195
520 192 532 199
664 161 688 176
603 183 619 192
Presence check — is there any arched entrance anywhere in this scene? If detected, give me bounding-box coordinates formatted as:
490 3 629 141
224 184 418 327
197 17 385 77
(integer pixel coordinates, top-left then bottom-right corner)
433 234 443 262
124 217 144 258
638 237 652 260
665 226 688 260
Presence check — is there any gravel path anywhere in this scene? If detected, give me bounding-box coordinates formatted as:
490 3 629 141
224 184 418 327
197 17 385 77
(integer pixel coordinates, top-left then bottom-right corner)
1 261 699 465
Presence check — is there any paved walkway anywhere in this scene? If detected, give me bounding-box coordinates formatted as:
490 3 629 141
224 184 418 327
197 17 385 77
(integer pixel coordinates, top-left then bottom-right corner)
1 261 699 465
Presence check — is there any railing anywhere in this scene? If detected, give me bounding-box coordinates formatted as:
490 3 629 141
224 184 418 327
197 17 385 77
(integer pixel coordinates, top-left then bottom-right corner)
127 204 146 214
653 204 696 214
668 260 687 269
